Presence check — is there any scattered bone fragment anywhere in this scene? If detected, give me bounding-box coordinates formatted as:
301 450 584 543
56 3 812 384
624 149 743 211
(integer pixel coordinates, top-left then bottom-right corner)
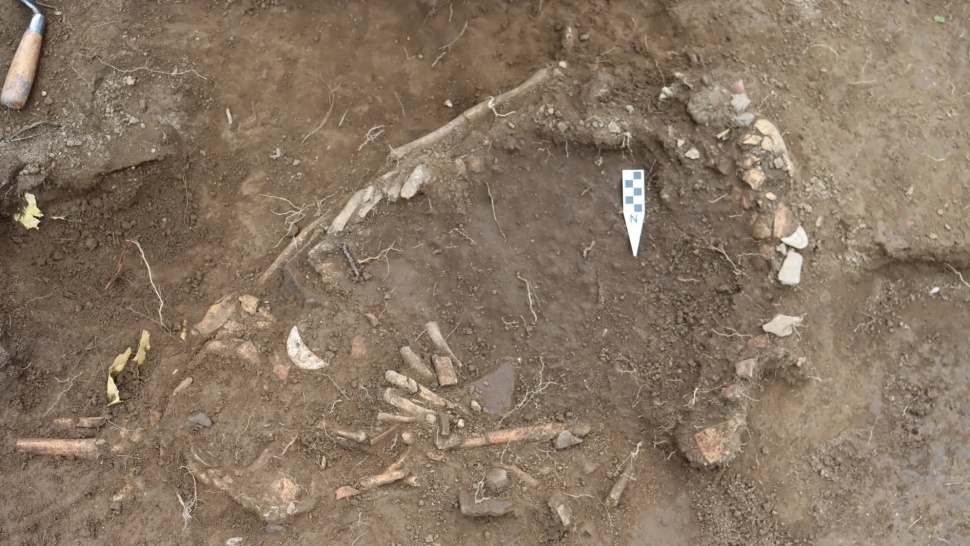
605 443 641 508
426 322 463 368
359 469 409 491
383 388 436 420
438 422 574 450
369 426 399 446
400 165 434 199
316 421 367 443
335 486 360 500
16 438 121 460
377 412 417 424
432 355 458 387
327 189 367 234
385 370 418 394
400 346 436 383
762 314 803 337
52 416 106 429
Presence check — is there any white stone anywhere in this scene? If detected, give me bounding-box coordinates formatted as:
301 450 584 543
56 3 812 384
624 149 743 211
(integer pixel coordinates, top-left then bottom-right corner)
778 251 803 286
730 93 751 113
781 226 809 250
762 314 803 337
685 148 701 160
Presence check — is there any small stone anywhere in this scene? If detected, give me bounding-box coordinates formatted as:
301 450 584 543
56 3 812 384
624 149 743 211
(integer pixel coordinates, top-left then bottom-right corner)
292 159 301 166
238 295 259 315
273 362 290 380
777 251 803 286
607 121 621 134
85 237 99 251
678 417 745 467
43 96 53 106
750 213 772 240
444 99 454 108
264 524 283 534
762 314 803 337
470 400 482 412
124 76 136 86
425 413 437 425
773 157 785 169
773 203 796 239
459 490 513 517
554 430 583 450
625 104 635 114
730 93 751 113
558 60 568 69
729 79 745 94
320 456 327 469
732 113 755 127
548 493 573 528
187 413 212 427
364 313 379 327
128 116 140 125
735 358 759 379
485 468 509 493
686 86 729 125
747 334 769 349
685 148 701 160
579 33 590 41
781 226 809 250
335 486 360 500
742 168 766 190
764 192 777 201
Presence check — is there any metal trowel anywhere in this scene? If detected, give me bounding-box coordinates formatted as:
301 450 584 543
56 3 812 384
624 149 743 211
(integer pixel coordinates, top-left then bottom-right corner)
2 0 45 109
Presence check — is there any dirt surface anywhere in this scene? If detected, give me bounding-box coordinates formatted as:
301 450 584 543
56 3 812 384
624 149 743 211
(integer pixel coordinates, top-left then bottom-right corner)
2 1 970 545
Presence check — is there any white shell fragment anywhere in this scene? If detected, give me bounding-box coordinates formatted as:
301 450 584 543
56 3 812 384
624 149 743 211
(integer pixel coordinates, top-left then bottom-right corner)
762 314 803 337
286 326 329 370
781 226 809 250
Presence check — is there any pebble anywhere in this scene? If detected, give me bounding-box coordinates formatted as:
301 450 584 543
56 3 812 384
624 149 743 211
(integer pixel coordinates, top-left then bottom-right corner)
470 400 482 412
781 226 809 250
762 314 803 337
44 96 53 106
124 76 136 86
750 213 773 240
625 104 635 114
607 121 621 134
730 93 751 113
238 294 259 315
548 494 573 528
485 468 509 493
686 86 729 125
733 113 755 127
742 168 766 190
554 430 583 450
264 524 283 534
128 116 140 125
85 238 99 251
773 203 796 239
777 251 803 286
764 192 777 201
187 413 212 427
684 148 701 160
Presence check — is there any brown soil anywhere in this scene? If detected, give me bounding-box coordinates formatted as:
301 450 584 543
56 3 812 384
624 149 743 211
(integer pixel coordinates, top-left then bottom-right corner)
2 1 969 545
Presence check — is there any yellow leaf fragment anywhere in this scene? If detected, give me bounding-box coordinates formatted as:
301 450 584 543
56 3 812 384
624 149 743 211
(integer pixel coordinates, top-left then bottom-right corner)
133 330 151 365
14 193 43 230
106 347 132 406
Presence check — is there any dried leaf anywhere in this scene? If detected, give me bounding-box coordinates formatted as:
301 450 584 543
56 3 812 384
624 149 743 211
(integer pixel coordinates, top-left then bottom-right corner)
14 193 43 230
106 347 132 406
133 330 151 365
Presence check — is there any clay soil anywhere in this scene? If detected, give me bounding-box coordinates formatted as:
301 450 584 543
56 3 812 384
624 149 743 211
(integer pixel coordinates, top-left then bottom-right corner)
2 1 970 545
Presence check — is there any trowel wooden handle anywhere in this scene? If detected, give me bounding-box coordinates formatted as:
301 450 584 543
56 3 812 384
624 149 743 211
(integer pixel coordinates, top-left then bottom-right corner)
2 29 43 110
